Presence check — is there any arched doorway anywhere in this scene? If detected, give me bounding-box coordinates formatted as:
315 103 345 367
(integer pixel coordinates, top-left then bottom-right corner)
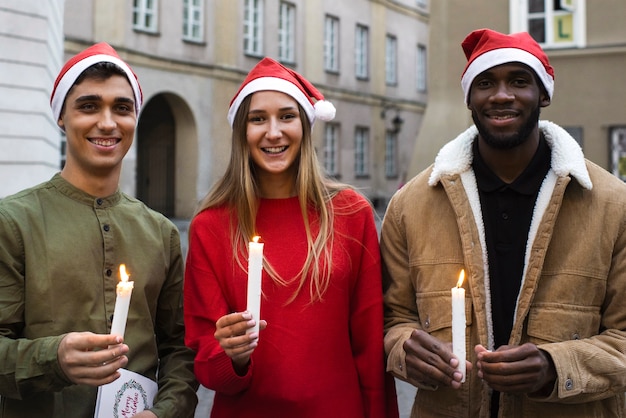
136 95 176 217
135 93 198 219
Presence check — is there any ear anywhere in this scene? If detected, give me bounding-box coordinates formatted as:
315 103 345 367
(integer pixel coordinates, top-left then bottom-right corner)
540 89 551 108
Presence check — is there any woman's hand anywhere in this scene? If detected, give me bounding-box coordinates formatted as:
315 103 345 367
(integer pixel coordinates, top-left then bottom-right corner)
214 312 266 375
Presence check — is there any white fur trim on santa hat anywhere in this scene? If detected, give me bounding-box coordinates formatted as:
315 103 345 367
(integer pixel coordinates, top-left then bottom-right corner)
227 76 316 127
51 54 142 122
461 48 554 104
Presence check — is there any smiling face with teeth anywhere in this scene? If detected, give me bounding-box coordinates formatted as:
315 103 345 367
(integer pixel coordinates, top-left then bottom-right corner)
246 90 303 197
468 62 550 151
58 74 137 192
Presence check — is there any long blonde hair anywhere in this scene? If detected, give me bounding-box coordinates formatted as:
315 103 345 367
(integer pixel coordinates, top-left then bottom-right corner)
194 94 352 303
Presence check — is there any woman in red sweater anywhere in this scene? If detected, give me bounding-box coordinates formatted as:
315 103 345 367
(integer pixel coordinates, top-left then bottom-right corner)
184 57 398 418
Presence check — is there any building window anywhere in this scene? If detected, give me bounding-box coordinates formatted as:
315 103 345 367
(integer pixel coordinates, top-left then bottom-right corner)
324 15 340 73
416 0 428 7
278 2 295 63
416 44 427 92
355 24 369 79
610 127 626 181
244 0 264 56
324 123 340 176
385 35 397 85
183 0 203 42
355 127 369 177
133 0 159 33
510 0 586 48
385 130 398 178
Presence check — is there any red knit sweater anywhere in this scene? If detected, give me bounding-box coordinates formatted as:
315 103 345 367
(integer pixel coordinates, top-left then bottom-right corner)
184 189 398 417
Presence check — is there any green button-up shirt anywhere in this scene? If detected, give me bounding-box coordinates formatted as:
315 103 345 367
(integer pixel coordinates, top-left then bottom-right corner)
0 174 197 417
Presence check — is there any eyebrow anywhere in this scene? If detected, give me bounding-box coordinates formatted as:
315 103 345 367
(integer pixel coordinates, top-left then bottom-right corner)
480 67 534 78
248 106 298 114
74 94 135 105
508 68 535 77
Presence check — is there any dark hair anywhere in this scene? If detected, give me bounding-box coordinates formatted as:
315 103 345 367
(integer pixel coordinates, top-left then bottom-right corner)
74 61 128 85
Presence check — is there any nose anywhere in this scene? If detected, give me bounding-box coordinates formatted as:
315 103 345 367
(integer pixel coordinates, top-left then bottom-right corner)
491 82 514 102
265 117 282 140
97 109 117 131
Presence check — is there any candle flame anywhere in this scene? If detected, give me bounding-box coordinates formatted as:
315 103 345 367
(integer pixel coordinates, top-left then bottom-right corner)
119 264 130 282
456 269 465 288
252 235 261 243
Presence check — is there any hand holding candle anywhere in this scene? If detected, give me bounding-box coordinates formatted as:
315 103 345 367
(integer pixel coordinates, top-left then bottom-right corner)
111 264 134 339
247 236 264 335
451 269 466 382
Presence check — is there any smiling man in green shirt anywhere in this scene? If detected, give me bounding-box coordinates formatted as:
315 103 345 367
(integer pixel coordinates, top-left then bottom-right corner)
0 43 198 417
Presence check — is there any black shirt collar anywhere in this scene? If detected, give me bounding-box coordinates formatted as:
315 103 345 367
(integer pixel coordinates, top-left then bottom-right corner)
473 136 551 195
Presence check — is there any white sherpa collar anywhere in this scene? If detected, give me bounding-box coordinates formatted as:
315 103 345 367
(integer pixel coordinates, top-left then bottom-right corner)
428 120 592 190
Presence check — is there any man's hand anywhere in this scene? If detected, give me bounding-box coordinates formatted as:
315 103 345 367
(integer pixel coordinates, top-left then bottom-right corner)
475 343 556 394
57 332 129 387
403 329 471 389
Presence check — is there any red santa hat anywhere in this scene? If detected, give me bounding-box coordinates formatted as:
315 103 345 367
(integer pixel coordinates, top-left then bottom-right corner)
461 28 554 104
228 57 336 127
50 42 143 122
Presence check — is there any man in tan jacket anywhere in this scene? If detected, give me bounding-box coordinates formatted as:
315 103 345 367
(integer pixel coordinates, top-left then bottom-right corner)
381 28 626 417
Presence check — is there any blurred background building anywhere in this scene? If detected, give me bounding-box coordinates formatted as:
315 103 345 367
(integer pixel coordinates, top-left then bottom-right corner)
1 1 624 218
0 1 64 195
410 0 626 181
0 0 429 217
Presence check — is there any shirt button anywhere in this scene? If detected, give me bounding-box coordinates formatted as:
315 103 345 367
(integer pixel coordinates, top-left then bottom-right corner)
501 212 509 220
565 379 574 390
103 225 110 232
96 198 103 205
106 269 112 277
572 333 580 340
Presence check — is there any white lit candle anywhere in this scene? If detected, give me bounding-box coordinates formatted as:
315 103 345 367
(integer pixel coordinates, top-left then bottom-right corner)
451 269 466 382
247 236 264 335
111 264 134 338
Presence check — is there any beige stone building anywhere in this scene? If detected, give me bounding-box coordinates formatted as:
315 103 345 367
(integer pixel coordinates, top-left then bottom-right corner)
0 1 65 197
410 0 626 181
58 0 429 218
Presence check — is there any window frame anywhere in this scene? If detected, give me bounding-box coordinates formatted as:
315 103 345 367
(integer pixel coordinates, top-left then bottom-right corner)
355 24 369 80
385 34 398 86
133 0 159 33
244 0 264 56
183 0 204 42
610 127 626 181
416 43 427 92
278 1 296 64
385 130 398 178
510 0 586 48
324 15 340 73
323 123 340 176
354 126 370 177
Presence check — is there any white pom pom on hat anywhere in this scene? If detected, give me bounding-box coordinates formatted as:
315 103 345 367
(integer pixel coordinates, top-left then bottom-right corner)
460 28 555 104
228 57 336 127
50 42 143 124
314 99 336 121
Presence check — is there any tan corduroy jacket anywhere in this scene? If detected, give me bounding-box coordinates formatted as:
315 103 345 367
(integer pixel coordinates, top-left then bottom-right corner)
382 121 626 418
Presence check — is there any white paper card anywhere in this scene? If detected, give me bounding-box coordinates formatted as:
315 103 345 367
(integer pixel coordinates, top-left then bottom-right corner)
94 368 158 418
